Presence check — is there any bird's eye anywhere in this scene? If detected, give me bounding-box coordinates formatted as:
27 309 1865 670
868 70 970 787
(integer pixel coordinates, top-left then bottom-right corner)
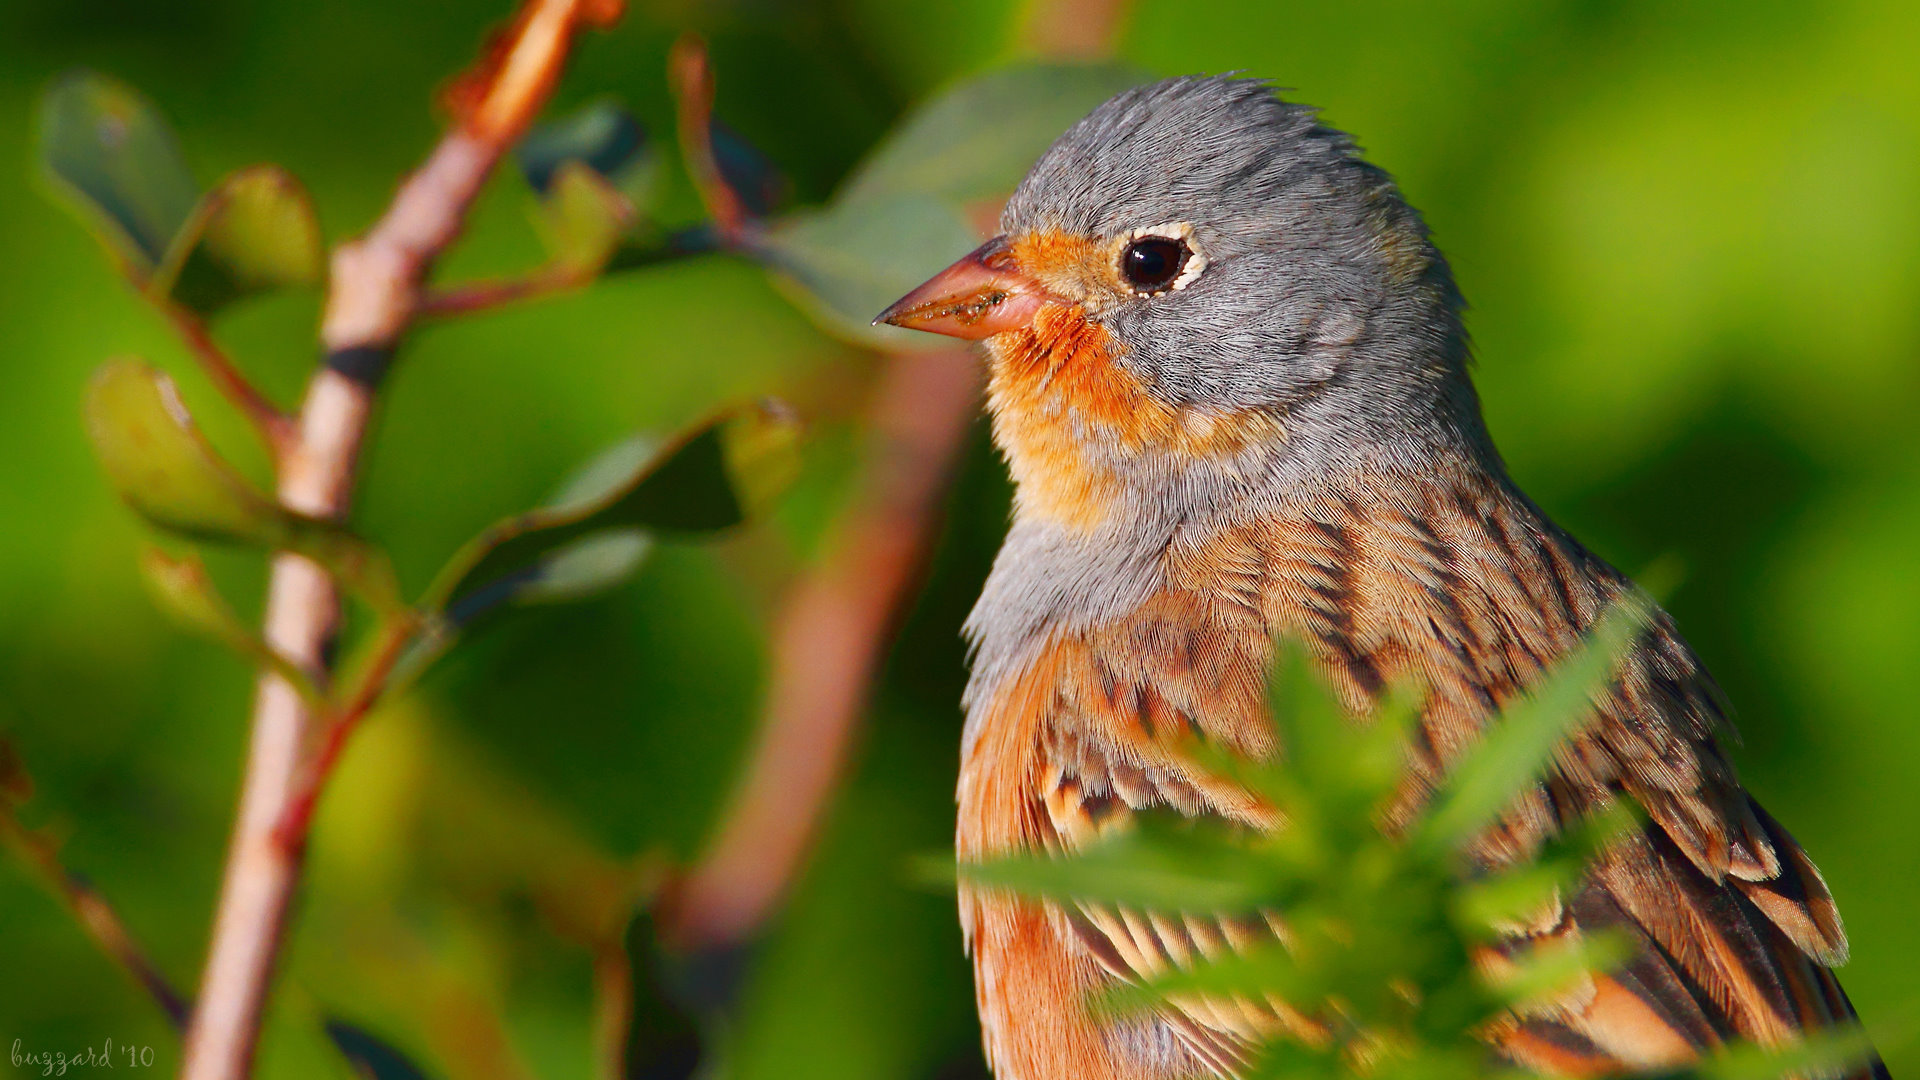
1120 236 1189 293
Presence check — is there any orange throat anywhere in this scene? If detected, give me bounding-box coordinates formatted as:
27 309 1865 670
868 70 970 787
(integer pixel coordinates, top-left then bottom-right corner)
984 304 1282 533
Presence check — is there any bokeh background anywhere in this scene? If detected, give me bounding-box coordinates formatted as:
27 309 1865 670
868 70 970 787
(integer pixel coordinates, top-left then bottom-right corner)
2 1 1917 1077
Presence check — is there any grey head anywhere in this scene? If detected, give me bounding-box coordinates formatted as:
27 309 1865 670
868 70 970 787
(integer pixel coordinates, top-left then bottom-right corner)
1001 74 1490 465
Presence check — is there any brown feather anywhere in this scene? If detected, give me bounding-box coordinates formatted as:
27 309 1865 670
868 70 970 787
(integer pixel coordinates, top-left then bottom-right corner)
958 462 1882 1080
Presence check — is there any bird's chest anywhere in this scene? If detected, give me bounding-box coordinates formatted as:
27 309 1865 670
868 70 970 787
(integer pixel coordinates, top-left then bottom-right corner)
957 495 1522 858
958 536 1288 860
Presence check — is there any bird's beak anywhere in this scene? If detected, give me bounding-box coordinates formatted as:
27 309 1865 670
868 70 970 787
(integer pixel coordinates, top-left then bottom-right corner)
872 236 1054 340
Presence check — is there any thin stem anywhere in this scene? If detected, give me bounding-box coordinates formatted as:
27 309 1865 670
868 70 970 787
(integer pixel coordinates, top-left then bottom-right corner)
0 810 193 1029
667 35 750 247
271 616 417 853
178 4 622 1078
419 265 589 318
420 226 724 318
163 305 296 462
590 939 634 1080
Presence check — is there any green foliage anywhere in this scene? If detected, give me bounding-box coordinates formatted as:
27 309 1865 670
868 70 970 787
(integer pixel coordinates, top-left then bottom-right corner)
82 359 405 613
36 70 199 278
519 101 668 273
159 165 325 315
138 547 323 704
426 400 800 624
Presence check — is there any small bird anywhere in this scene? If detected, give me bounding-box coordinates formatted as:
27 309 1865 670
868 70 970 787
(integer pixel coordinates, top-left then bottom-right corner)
876 77 1885 1080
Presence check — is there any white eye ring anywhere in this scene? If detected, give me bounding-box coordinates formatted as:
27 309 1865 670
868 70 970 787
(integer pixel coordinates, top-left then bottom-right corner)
1119 221 1209 294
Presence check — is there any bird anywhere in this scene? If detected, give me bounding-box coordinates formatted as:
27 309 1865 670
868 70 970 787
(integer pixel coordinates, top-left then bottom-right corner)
873 76 1886 1080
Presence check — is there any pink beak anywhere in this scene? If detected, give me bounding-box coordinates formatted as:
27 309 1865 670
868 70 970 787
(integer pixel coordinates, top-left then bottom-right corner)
873 236 1055 339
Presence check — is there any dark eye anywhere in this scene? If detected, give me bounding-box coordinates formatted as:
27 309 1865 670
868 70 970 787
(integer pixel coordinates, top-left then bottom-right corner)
1120 236 1190 293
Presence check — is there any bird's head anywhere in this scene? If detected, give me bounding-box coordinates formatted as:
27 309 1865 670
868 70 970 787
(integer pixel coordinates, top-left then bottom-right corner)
877 75 1485 532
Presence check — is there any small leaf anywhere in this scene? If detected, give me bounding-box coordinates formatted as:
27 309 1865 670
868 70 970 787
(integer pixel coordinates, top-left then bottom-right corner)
37 70 200 279
710 119 785 217
85 361 405 613
158 164 324 314
839 62 1144 207
514 530 653 604
1684 1025 1880 1080
518 100 647 195
1481 928 1633 1008
532 162 634 275
445 530 654 624
139 548 321 703
1099 940 1319 1019
323 1019 437 1080
84 359 288 545
1451 805 1639 935
426 401 801 619
956 817 1276 913
759 192 982 349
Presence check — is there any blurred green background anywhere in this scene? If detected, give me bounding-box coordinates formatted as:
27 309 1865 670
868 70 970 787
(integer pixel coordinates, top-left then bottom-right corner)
2 0 1917 1077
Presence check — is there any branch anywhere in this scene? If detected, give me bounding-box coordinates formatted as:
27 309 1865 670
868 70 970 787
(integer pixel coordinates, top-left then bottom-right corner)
418 227 722 318
417 263 590 318
0 786 192 1028
270 615 419 853
178 4 622 1079
660 348 979 947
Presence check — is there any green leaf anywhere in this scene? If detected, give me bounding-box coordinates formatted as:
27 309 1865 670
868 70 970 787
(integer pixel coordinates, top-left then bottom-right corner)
84 360 403 613
531 162 634 275
37 70 200 280
1098 940 1319 1019
85 359 288 545
426 401 800 620
1675 1025 1880 1080
158 164 324 314
494 529 654 608
139 547 321 703
1451 804 1639 934
955 817 1276 913
839 62 1145 206
1416 596 1653 853
517 100 657 205
517 101 664 272
759 192 982 350
1480 929 1633 1008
